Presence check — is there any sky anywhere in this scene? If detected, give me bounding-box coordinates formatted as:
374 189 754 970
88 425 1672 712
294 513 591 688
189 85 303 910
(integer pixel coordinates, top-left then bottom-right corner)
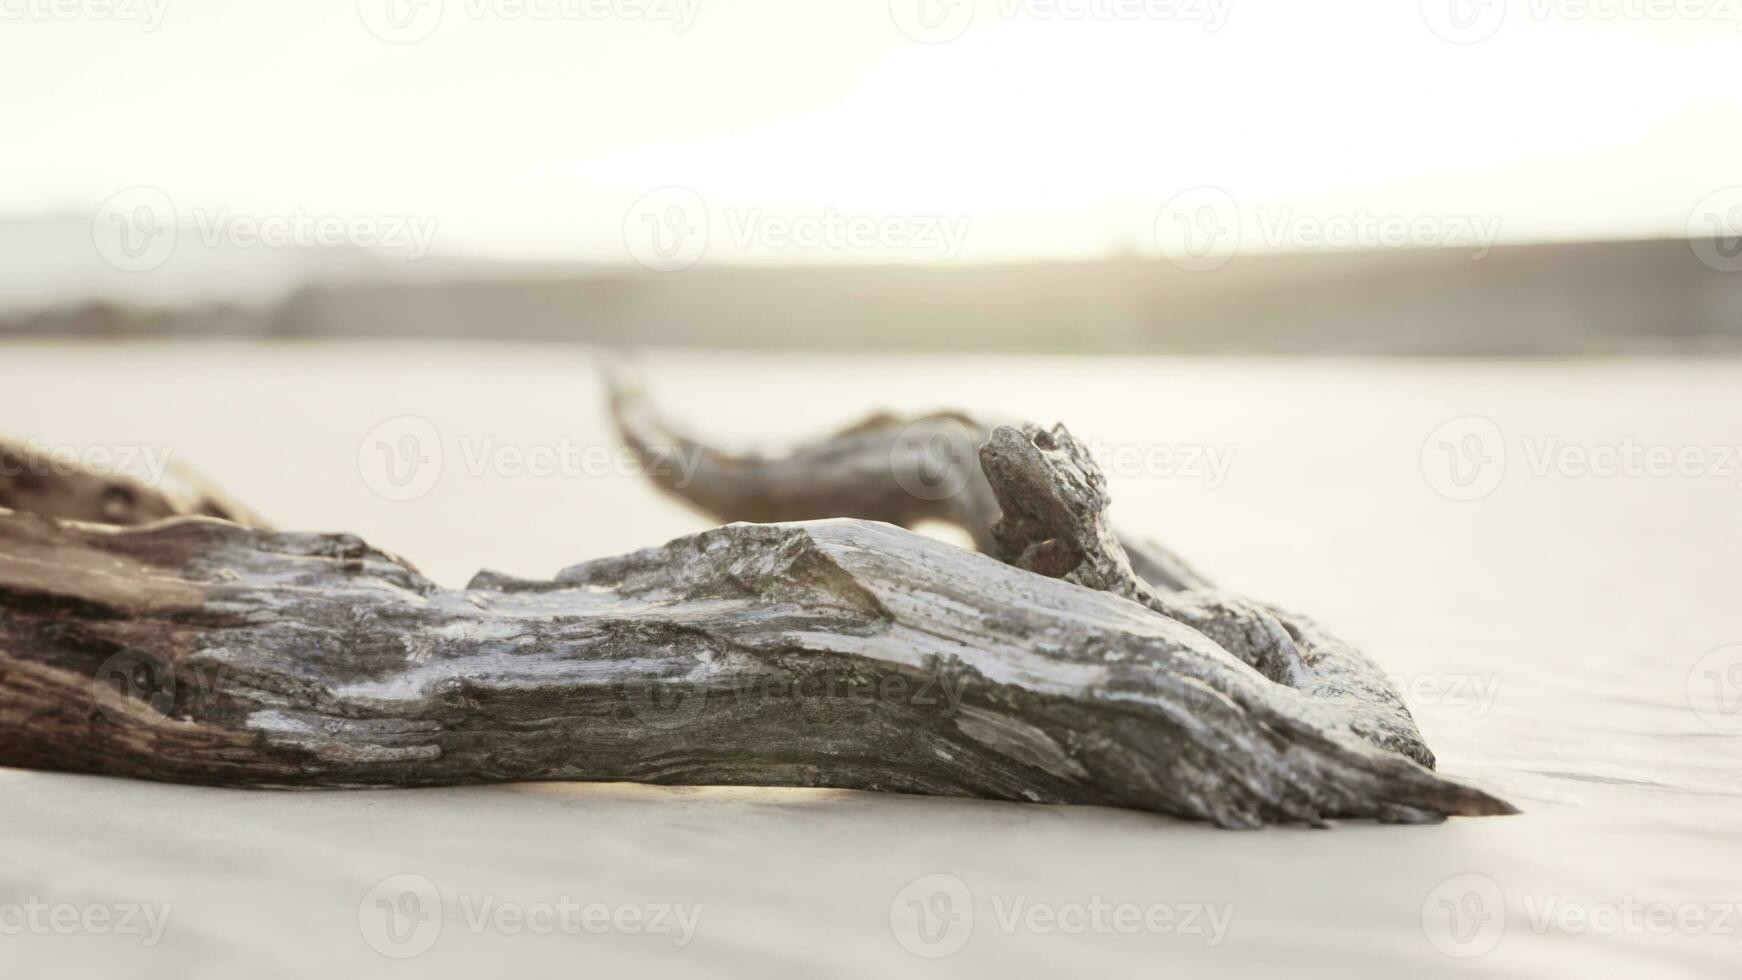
2 0 1739 277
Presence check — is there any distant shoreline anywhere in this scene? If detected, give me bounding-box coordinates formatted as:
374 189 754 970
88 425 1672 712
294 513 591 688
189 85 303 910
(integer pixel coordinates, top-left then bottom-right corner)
5 237 1738 357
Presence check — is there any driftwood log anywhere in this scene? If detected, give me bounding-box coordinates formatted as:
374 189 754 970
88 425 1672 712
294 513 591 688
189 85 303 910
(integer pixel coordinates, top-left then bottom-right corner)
0 397 1515 828
608 375 1445 767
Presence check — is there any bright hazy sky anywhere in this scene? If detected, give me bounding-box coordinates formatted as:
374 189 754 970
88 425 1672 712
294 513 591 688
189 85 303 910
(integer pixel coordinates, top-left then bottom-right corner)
3 0 1740 267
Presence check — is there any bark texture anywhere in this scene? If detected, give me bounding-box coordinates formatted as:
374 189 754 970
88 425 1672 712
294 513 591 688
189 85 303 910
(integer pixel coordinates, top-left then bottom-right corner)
605 368 1212 591
607 377 1441 766
0 436 268 529
978 423 1434 768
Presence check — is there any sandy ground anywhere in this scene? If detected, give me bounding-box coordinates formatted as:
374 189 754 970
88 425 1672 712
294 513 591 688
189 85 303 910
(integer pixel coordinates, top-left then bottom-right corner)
2 342 1739 977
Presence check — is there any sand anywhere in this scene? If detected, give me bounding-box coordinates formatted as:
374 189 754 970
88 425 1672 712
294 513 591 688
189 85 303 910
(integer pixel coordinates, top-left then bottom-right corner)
3 342 1738 977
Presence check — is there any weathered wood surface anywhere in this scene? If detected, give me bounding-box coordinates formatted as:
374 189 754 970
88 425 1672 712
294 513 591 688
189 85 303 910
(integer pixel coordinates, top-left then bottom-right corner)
609 376 1442 766
606 368 1213 591
0 400 1514 827
0 436 268 529
978 422 1437 768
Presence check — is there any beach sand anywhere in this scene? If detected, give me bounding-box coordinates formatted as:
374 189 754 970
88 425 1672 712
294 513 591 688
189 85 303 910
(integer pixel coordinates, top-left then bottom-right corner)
3 343 1738 977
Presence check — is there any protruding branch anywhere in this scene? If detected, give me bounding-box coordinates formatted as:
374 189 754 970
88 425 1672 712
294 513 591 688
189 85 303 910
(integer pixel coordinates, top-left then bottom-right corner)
604 366 1212 590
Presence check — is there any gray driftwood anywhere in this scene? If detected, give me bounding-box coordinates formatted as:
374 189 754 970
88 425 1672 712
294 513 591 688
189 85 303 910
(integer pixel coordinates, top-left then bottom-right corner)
0 436 268 529
608 377 1443 766
606 368 1212 591
0 407 1514 827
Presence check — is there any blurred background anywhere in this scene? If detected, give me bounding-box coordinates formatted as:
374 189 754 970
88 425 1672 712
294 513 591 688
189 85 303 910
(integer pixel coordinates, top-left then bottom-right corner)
4 0 1739 353
7 6 1742 977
